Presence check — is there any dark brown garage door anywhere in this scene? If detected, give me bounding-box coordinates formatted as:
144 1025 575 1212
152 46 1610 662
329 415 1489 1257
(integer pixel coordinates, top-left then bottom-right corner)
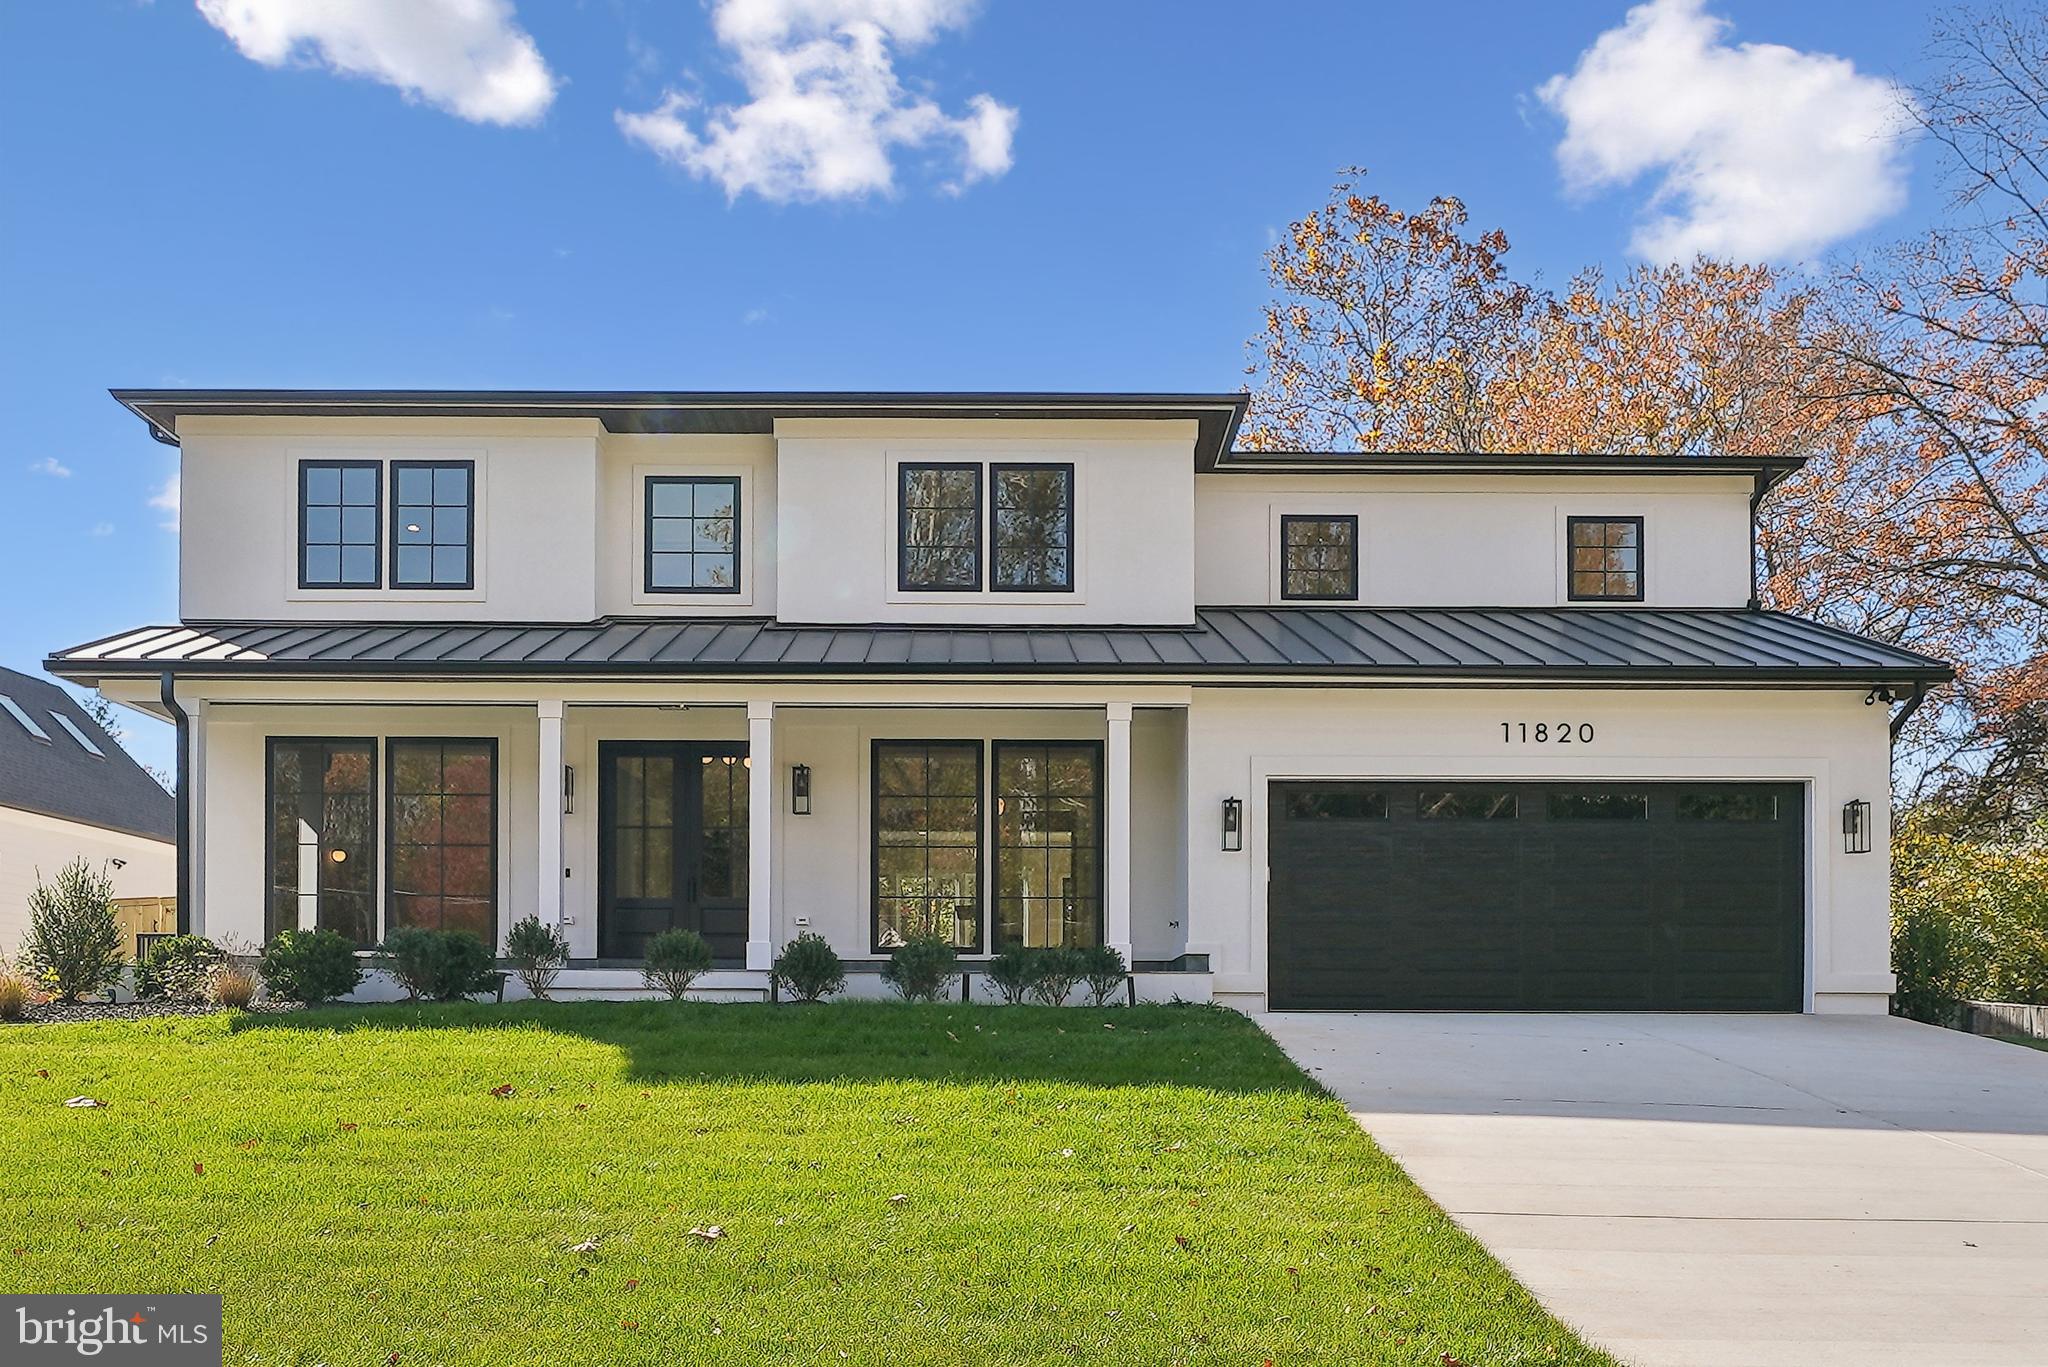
1268 781 1805 1011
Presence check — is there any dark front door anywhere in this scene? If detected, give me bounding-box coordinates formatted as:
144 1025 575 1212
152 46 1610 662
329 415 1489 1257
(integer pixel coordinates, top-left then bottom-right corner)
1267 781 1805 1011
598 742 749 962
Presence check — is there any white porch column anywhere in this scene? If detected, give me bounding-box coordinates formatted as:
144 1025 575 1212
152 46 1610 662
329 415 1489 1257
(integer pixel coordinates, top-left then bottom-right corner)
536 699 565 933
1105 701 1134 962
746 700 775 970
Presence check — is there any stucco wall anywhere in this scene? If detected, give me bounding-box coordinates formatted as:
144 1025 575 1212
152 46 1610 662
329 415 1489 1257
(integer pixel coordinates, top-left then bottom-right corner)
594 433 778 617
0 806 176 956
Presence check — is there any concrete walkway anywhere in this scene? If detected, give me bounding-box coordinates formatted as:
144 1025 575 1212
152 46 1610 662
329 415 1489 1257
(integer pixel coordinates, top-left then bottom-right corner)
1258 1012 2048 1367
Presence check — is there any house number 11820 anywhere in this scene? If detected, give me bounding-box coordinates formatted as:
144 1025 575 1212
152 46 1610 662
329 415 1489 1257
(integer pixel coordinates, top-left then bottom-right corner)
1501 722 1595 744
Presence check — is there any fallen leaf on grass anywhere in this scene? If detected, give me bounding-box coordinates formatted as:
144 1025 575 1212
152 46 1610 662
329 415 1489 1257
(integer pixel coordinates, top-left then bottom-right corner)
624 1279 640 1291
62 1097 103 1108
1159 1140 1186 1153
193 1163 205 1176
338 1123 358 1133
570 1239 601 1254
620 1321 638 1331
687 1225 724 1242
36 1069 48 1079
1442 1356 1466 1367
1173 1236 1191 1250
489 1084 515 1100
887 1194 908 1205
236 1138 259 1149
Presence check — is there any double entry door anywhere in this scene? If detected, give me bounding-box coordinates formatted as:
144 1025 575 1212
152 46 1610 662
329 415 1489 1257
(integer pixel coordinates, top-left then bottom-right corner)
597 741 749 963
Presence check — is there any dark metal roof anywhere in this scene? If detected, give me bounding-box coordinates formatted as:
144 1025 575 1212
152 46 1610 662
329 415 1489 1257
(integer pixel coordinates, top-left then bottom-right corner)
47 609 1952 686
111 389 1249 467
0 666 175 842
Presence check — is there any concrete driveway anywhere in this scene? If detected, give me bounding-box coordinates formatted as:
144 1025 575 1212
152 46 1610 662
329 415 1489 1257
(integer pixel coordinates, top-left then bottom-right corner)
1258 1012 2048 1367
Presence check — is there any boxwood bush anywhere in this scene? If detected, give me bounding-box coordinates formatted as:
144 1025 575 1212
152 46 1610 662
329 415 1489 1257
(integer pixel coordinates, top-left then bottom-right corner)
881 932 958 1002
134 934 225 1002
772 932 845 1002
381 927 499 1001
643 928 714 1000
259 929 364 1005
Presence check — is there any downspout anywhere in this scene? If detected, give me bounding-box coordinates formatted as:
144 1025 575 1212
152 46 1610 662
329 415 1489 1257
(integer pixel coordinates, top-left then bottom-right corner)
159 670 191 936
1889 681 1928 744
1747 471 1768 611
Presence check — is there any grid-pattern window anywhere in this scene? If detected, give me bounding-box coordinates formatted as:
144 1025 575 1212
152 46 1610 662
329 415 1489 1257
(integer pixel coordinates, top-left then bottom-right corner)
993 742 1101 949
899 464 981 591
610 752 676 900
299 462 381 589
873 740 982 950
1280 515 1359 600
990 464 1074 591
696 753 749 899
1568 517 1644 601
392 461 474 589
266 739 376 945
646 476 741 593
388 740 496 938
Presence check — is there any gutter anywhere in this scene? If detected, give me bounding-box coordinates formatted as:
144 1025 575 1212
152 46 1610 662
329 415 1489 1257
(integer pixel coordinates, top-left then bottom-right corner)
158 670 190 936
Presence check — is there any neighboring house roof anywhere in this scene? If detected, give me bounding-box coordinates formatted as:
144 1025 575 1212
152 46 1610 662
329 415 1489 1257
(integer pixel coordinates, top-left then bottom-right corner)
0 666 173 842
47 610 1952 686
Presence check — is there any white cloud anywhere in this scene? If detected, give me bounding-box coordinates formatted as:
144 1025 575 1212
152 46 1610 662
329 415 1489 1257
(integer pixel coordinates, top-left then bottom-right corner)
616 0 1015 202
90 522 115 538
1537 0 1912 262
30 457 71 478
150 475 180 532
195 0 557 127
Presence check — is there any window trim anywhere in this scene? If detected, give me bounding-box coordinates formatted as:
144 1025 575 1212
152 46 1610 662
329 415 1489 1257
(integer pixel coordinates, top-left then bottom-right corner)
869 738 985 955
1278 513 1360 602
384 737 499 940
388 459 477 591
990 738 1104 950
297 459 384 591
897 462 985 593
263 736 379 947
988 462 1077 594
1566 515 1646 603
642 474 744 596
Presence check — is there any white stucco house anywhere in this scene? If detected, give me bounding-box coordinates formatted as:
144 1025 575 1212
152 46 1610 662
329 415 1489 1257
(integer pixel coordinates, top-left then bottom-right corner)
47 390 1949 1012
0 665 176 957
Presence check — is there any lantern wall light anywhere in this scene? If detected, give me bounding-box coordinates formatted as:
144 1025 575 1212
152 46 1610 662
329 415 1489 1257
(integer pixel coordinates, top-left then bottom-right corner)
1842 799 1872 854
1221 796 1243 852
792 763 812 816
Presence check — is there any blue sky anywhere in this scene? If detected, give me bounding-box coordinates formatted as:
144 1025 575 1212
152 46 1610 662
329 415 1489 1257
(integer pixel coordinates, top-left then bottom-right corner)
0 0 1950 773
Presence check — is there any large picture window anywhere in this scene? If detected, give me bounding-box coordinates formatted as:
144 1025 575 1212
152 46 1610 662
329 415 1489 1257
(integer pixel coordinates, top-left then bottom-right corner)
898 464 982 591
1568 516 1644 601
872 740 982 951
993 741 1101 949
1280 514 1358 600
388 739 497 938
990 464 1074 591
298 461 381 589
391 461 474 589
645 476 741 593
266 739 376 945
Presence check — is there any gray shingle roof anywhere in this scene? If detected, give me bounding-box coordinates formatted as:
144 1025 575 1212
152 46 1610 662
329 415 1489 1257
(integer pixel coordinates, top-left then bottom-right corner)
48 609 1952 685
0 666 174 842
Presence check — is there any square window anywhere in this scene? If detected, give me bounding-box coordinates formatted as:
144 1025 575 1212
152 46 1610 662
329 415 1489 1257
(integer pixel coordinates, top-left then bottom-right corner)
1568 517 1644 601
645 476 743 594
1280 515 1358 600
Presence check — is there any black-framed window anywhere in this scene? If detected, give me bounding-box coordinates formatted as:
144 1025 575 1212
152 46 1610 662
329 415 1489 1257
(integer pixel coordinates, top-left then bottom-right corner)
993 741 1101 949
1548 791 1649 820
899 464 982 591
298 461 382 589
646 476 741 594
1419 790 1518 820
391 461 475 589
990 464 1074 592
1568 516 1644 601
266 738 376 945
872 740 982 951
388 739 497 939
1280 515 1359 600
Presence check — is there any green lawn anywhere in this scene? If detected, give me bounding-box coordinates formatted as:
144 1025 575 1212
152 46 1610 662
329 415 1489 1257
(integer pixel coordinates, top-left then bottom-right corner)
3 1003 1611 1366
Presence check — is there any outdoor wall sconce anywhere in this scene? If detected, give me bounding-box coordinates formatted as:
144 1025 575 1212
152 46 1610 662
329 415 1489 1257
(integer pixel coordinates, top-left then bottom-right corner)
792 763 812 816
562 764 575 816
1842 798 1872 854
1221 796 1243 852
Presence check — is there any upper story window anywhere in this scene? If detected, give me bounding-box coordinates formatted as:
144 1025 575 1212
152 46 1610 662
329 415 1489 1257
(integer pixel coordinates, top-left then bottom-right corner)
391 461 474 590
1280 515 1358 601
299 461 381 589
898 461 1076 594
645 476 741 594
899 463 983 591
1568 516 1644 601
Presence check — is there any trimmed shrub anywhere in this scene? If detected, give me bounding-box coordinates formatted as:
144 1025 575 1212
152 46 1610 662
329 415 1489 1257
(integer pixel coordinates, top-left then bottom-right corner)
259 929 365 1005
773 932 846 1003
0 970 35 1020
984 946 1039 1005
207 963 258 1010
882 932 959 1003
505 915 569 1000
644 928 714 1000
1027 946 1084 1006
1078 944 1129 1006
381 927 499 1001
19 859 124 1003
134 935 225 1002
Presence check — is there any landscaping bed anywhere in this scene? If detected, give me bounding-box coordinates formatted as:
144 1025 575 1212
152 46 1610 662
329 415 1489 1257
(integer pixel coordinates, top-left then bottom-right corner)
1 1002 1611 1365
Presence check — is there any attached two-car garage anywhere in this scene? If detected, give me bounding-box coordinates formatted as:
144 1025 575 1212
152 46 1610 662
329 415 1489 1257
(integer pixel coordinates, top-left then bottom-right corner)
1267 781 1805 1011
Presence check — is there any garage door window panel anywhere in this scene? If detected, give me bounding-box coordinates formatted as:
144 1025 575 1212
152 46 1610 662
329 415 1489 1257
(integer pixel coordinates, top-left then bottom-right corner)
1419 790 1518 820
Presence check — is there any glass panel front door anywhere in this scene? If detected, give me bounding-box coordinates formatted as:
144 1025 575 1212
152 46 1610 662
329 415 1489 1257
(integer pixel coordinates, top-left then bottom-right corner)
598 742 748 961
